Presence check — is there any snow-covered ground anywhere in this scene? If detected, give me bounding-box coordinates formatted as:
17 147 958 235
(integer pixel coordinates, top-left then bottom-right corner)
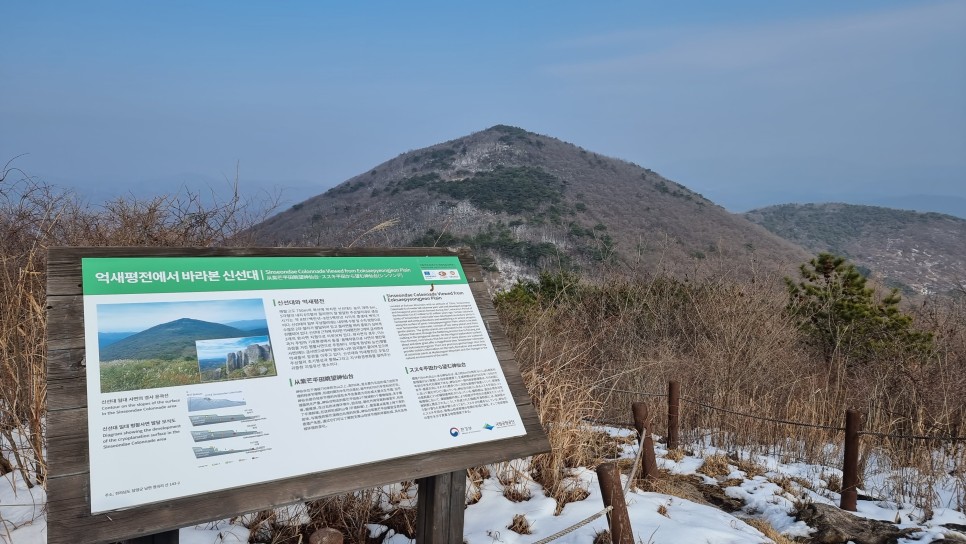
3 426 964 543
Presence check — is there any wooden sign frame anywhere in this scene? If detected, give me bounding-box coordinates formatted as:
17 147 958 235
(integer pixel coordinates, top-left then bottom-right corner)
46 247 549 544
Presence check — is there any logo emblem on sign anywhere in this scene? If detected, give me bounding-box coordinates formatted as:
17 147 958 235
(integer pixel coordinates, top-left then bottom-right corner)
449 427 460 437
422 269 461 281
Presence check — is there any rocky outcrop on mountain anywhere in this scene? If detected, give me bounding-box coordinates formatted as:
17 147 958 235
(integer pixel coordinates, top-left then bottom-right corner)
227 343 273 370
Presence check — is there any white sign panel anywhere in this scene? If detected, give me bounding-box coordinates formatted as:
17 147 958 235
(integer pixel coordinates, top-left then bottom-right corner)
81 255 524 512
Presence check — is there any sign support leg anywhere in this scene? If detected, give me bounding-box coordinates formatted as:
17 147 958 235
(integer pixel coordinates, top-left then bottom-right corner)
119 529 179 544
416 471 466 543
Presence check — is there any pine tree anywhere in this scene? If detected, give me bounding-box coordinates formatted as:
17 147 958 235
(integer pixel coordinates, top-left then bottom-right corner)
785 253 931 366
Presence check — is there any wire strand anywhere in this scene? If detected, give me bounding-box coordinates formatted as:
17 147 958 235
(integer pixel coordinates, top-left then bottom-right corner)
681 396 845 431
603 388 667 398
527 426 648 544
859 430 966 442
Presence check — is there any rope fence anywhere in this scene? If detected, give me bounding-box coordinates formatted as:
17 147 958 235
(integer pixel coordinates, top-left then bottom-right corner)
858 430 966 442
680 396 845 431
526 381 963 541
605 388 667 398
528 428 647 544
596 384 964 442
590 380 964 514
528 505 613 544
584 417 634 429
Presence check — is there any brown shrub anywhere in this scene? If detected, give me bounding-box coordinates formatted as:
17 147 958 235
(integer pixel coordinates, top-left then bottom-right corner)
0 161 276 489
497 266 966 513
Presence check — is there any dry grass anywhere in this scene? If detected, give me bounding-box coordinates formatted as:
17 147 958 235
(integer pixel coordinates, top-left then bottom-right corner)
698 454 732 479
745 518 797 544
2 157 965 537
239 487 416 544
507 513 532 535
517 323 601 512
825 473 842 494
465 466 487 505
634 473 707 504
379 505 417 541
0 162 277 514
732 455 767 479
496 266 966 514
496 463 532 502
772 475 797 496
665 448 685 462
305 490 383 543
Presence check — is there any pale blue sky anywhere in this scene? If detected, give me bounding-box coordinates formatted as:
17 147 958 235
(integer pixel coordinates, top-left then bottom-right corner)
3 1 965 215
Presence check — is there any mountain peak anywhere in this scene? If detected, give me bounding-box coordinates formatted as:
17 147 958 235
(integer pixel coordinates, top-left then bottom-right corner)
486 124 536 135
250 126 809 285
102 319 247 362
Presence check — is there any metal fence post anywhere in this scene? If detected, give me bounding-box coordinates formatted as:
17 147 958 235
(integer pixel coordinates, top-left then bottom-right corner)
632 402 659 479
840 409 861 511
596 462 634 544
668 381 680 450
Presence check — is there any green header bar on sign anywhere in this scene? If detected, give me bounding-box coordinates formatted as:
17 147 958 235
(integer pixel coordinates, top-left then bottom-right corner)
81 256 468 295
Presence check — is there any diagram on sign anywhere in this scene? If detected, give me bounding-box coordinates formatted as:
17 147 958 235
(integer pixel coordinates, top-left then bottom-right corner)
192 446 255 459
187 395 247 412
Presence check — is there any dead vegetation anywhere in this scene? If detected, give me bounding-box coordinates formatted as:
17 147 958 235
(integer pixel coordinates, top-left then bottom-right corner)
1 161 277 488
2 159 964 540
698 454 732 479
744 518 797 544
507 513 533 535
495 264 966 515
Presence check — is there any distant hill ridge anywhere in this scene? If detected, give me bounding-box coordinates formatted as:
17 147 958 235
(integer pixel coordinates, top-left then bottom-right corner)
250 125 809 282
744 203 966 295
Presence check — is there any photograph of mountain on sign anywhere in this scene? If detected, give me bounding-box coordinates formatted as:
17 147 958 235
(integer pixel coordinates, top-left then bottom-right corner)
96 299 273 393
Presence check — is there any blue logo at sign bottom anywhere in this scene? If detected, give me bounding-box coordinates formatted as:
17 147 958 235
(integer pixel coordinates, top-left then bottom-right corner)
449 427 460 437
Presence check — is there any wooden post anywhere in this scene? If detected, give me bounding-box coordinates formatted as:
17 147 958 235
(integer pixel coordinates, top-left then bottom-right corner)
119 530 179 544
632 402 659 480
840 409 861 511
668 381 680 450
416 471 466 543
596 462 634 544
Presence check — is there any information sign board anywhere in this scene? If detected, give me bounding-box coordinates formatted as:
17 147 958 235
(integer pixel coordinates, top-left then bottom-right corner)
45 248 549 544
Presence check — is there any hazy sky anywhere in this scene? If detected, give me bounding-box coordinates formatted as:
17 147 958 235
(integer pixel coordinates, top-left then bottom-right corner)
3 1 965 214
